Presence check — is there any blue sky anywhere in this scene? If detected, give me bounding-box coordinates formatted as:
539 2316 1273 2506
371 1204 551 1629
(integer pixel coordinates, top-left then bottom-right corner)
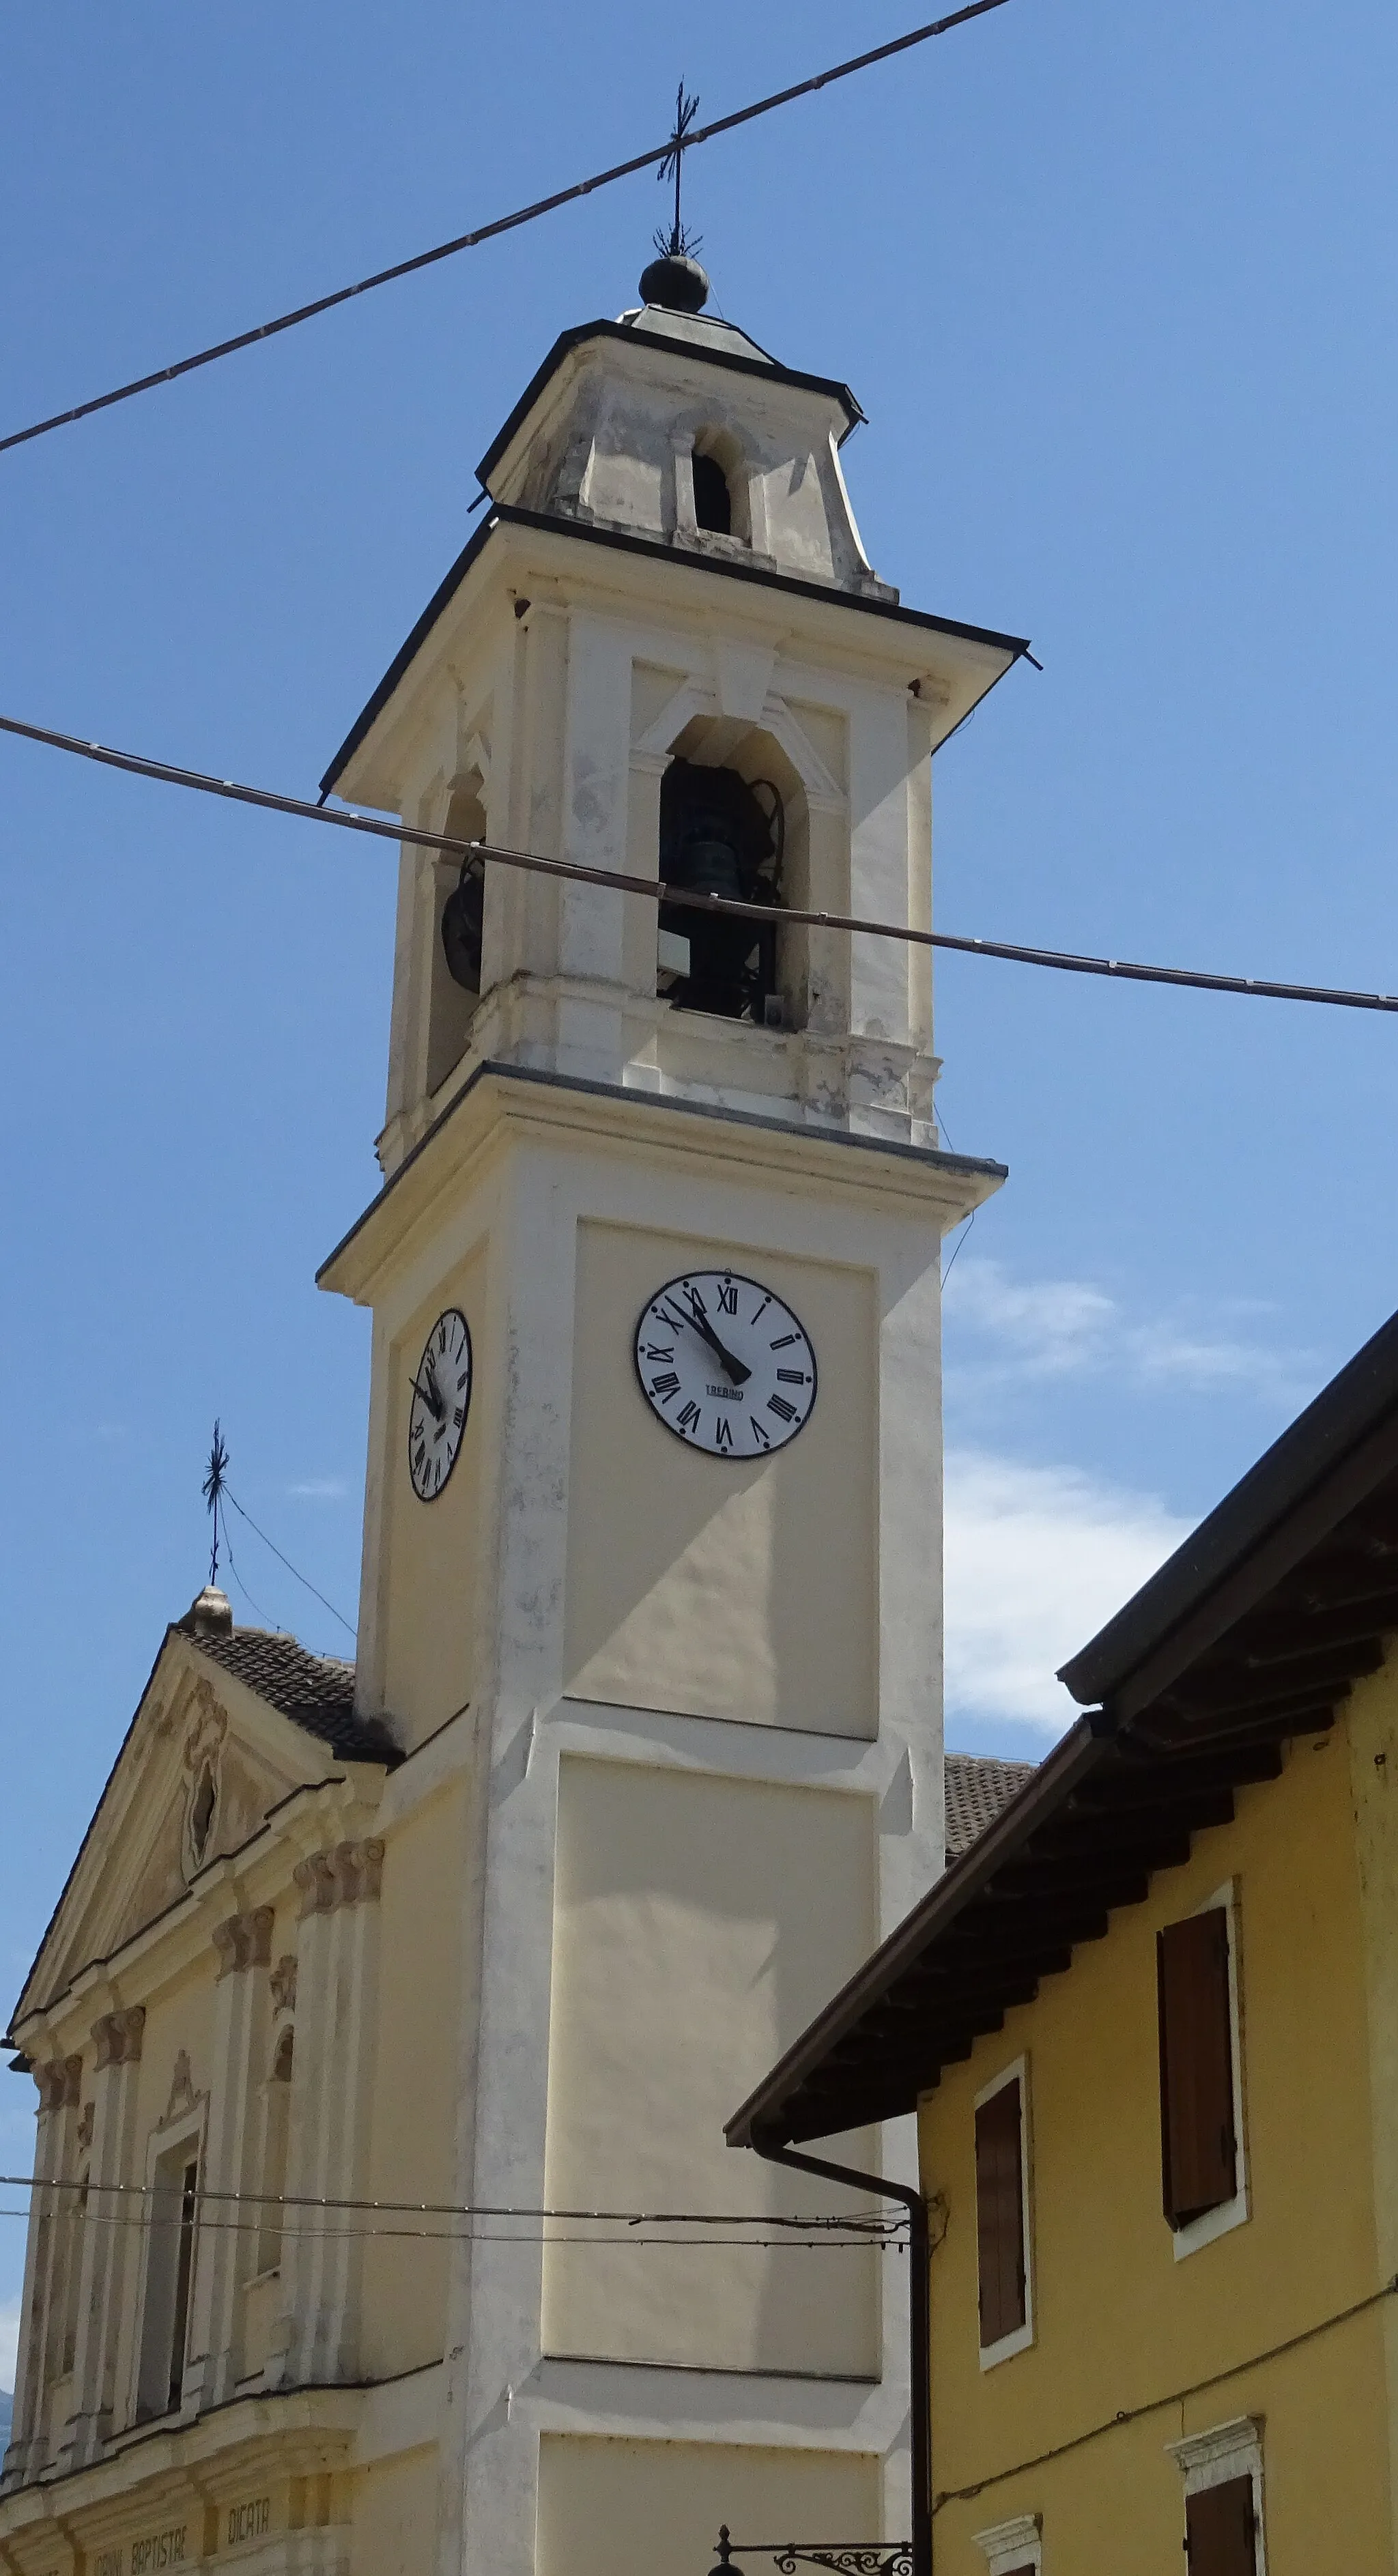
1 0 1395 2367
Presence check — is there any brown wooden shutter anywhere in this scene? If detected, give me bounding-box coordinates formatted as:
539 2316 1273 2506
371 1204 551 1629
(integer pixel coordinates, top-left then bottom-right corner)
1157 1908 1236 2228
1184 2474 1257 2573
975 2076 1026 2347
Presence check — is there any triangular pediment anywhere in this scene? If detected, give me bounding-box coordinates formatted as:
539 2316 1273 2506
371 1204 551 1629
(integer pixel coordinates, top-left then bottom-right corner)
12 1624 369 2029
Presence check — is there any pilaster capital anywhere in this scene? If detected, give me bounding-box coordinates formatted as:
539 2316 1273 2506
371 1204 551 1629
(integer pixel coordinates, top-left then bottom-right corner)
213 1906 277 1976
91 2005 145 2070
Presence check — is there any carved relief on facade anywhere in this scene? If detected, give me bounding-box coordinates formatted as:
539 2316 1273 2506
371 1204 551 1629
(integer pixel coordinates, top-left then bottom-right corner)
181 1682 229 1881
270 1954 298 2014
211 1908 275 1979
294 1839 384 1919
91 2006 146 2070
163 2050 197 2125
35 2055 83 2114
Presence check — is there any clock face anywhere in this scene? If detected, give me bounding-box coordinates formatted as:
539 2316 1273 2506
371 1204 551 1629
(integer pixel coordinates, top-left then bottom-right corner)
408 1307 472 1501
633 1270 818 1459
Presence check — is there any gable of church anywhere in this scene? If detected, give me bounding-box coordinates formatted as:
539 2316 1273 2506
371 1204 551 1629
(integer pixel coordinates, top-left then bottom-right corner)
11 1619 390 2028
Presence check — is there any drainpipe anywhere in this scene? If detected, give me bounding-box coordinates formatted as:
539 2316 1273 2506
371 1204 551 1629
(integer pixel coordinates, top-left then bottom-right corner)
754 2139 931 2576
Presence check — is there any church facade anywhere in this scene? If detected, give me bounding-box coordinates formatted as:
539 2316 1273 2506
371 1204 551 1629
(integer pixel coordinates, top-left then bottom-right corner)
0 249 1027 2576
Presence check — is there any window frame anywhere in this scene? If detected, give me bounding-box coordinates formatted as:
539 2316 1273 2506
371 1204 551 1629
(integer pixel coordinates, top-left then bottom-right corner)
1164 1881 1249 2262
1166 2414 1267 2574
971 2510 1041 2575
974 2054 1035 2370
131 2107 205 2425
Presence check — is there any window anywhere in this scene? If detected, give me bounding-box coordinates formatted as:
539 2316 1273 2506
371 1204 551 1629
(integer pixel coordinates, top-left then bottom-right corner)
975 2059 1032 2364
136 2143 199 2419
691 451 732 535
1157 1886 1246 2253
1168 2417 1266 2575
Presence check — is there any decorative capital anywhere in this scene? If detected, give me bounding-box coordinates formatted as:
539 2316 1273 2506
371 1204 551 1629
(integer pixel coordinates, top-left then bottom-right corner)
294 1852 337 1919
92 2013 123 2071
214 1907 278 1977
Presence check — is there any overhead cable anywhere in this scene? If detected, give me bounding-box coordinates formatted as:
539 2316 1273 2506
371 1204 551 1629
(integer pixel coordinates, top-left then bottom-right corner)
0 0 1014 460
0 2172 898 2227
3 706 1397 1020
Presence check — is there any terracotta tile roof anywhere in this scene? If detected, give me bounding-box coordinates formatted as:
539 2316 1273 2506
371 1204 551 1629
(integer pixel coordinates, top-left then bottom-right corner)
944 1751 1038 1859
192 1631 401 1767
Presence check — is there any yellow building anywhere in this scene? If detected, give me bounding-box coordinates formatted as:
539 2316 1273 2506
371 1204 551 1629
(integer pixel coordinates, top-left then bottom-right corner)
730 1304 1398 2576
0 237 1029 2576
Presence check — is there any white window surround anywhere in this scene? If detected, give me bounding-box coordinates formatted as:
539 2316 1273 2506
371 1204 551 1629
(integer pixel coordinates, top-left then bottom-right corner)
975 2054 1035 2370
972 2510 1042 2575
1170 1880 1249 2262
1165 2413 1267 2574
128 2104 205 2428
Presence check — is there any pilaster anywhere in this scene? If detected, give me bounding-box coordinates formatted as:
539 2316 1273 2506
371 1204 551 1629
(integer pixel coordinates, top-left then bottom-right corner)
2 2055 74 2485
67 2007 145 2465
185 1908 273 2409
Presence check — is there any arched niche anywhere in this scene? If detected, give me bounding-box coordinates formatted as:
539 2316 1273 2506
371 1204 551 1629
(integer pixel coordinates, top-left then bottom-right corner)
425 772 487 1094
655 709 844 1036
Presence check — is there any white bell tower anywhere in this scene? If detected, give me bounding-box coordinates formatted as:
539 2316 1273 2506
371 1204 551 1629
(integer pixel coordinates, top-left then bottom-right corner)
319 245 1024 2576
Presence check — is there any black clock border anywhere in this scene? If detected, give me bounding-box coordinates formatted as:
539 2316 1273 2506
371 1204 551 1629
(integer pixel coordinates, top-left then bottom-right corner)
631 1268 818 1461
408 1305 474 1502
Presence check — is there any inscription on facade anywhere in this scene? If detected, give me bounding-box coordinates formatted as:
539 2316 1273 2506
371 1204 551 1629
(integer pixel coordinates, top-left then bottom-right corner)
130 2525 187 2573
96 2552 122 2576
225 2498 270 2548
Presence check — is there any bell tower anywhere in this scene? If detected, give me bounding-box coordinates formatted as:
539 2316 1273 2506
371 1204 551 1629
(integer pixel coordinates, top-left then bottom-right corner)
319 247 1025 2576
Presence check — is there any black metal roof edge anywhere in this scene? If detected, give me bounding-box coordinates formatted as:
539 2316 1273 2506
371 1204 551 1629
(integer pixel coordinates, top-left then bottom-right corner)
317 1057 1007 1284
1059 1301 1398 1707
473 315 865 490
319 505 1032 798
725 1716 1109 2150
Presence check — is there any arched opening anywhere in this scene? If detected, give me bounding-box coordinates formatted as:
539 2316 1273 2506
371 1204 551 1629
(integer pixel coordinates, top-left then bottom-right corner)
689 428 750 544
691 451 732 535
657 758 784 1021
427 777 487 1092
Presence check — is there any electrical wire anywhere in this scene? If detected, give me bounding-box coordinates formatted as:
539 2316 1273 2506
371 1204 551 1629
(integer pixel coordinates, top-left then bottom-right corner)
222 1487 356 1639
0 2210 900 2249
0 2174 900 2227
0 0 1014 461
931 2271 1398 2513
3 706 1396 1021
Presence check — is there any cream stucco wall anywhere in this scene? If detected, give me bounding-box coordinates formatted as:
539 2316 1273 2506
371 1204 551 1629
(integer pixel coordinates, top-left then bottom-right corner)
537 2435 881 2576
543 1757 879 2375
563 1221 878 1733
360 1768 468 2379
377 1244 489 1744
917 1714 1388 2573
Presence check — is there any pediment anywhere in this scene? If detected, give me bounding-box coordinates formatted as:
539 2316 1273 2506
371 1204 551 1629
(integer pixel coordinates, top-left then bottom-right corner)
14 1627 347 2027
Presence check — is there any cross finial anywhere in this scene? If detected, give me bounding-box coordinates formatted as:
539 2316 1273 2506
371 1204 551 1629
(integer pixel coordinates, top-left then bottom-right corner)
655 81 701 259
202 1419 229 1585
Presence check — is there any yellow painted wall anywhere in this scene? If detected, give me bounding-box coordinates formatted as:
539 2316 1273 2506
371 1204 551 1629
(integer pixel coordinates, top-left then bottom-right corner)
563 1221 879 1735
543 1757 879 2375
537 2436 881 2576
360 1773 467 2377
350 2448 438 2576
380 1245 487 1744
917 1715 1390 2572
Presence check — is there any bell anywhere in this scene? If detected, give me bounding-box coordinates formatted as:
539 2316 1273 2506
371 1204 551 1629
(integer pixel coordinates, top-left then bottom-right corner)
675 825 745 905
441 858 485 993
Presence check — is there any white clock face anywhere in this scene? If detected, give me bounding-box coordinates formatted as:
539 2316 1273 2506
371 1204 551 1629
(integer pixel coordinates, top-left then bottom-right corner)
408 1307 472 1501
634 1270 818 1458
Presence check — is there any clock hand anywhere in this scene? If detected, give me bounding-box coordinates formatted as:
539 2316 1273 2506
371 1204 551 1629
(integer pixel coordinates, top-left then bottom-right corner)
410 1370 446 1421
680 1290 752 1388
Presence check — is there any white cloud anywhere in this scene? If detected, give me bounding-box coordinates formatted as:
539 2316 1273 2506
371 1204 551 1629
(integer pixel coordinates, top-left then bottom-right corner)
0 2296 19 2395
945 1257 1313 1402
944 1448 1194 1733
287 1478 347 1501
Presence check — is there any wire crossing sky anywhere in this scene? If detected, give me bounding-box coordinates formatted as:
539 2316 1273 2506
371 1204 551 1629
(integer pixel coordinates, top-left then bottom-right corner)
0 0 1014 460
